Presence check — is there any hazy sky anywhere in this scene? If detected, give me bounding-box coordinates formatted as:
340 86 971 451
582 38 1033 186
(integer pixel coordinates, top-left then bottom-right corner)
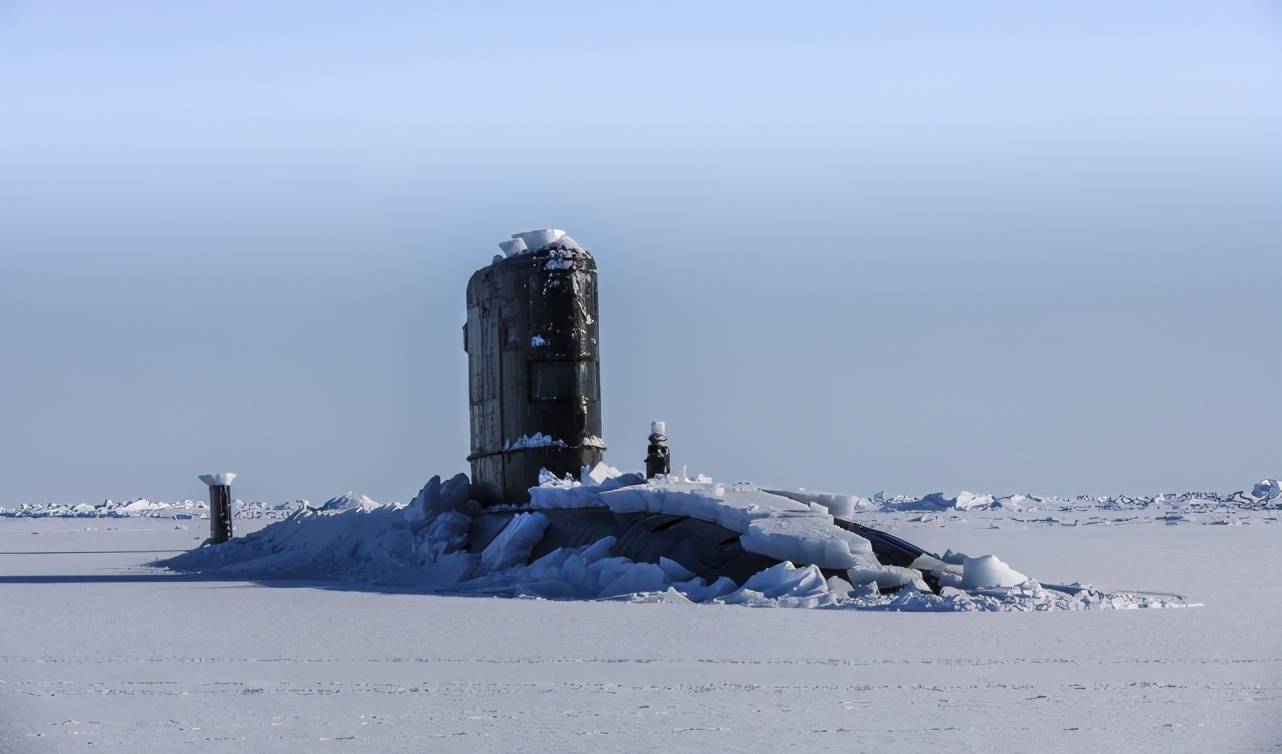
2 2 1279 505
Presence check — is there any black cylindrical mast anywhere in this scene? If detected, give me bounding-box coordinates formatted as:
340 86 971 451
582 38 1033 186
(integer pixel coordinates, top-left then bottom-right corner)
198 473 236 544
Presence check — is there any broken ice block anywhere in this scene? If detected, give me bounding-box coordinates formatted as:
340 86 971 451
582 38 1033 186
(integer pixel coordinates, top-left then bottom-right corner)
499 238 527 257
512 229 566 251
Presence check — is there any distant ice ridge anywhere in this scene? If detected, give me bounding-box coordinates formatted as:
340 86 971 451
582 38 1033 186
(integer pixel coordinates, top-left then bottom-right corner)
157 467 1189 612
0 498 307 520
826 478 1282 513
9 476 1278 519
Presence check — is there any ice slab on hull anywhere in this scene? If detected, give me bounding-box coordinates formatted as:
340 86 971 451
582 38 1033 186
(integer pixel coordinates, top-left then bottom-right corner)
599 480 878 569
764 488 873 520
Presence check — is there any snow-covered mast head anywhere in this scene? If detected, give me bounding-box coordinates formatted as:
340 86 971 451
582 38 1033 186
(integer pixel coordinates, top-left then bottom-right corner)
463 229 604 504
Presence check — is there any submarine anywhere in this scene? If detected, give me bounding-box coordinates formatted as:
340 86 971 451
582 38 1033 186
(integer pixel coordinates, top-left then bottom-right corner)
460 229 937 589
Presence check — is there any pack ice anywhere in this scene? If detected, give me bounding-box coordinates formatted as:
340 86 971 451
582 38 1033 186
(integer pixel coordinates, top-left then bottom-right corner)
12 477 1278 520
158 467 1193 612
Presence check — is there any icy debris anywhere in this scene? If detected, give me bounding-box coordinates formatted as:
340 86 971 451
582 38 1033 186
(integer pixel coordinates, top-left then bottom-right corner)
16 477 1279 521
528 482 596 510
882 491 1021 512
504 433 566 451
598 479 878 569
847 564 926 591
480 513 548 573
527 463 641 510
511 228 566 252
118 498 170 513
961 554 1028 589
153 468 1197 612
1253 479 1281 500
582 461 622 486
727 562 833 607
602 480 805 533
404 474 471 532
658 556 695 581
740 514 875 569
826 575 855 597
851 581 881 598
494 229 593 260
764 488 873 520
955 491 997 511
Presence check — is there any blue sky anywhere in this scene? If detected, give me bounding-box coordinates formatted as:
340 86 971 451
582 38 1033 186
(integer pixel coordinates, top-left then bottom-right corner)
2 1 1279 504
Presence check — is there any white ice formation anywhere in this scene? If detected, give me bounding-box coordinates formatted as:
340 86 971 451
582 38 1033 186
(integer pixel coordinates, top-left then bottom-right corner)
10 475 1278 521
155 464 1197 612
503 433 568 451
498 228 567 257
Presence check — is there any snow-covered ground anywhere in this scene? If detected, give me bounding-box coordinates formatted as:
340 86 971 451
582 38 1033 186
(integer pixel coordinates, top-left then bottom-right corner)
2 500 1279 752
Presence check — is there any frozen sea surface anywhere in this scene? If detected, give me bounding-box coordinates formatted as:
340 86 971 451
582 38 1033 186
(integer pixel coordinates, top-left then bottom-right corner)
1 514 1279 753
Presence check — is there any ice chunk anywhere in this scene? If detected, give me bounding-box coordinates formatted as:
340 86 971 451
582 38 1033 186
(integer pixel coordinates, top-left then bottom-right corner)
404 476 442 532
504 433 566 451
499 238 527 257
405 473 470 529
581 536 616 563
954 491 996 511
1252 479 1280 500
677 576 738 602
601 481 812 534
851 581 880 598
764 489 872 520
119 498 169 513
826 575 855 597
658 556 695 581
601 480 874 569
961 554 1028 588
439 473 471 512
528 471 604 510
480 513 548 573
511 228 566 252
846 565 923 590
581 461 622 486
738 561 828 599
741 515 875 569
420 511 470 561
599 561 668 597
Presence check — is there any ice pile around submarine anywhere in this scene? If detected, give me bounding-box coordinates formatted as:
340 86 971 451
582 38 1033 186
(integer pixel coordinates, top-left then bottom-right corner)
159 466 1187 611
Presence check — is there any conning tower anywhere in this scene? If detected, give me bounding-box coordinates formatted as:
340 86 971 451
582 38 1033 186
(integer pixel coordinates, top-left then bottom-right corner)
464 229 604 504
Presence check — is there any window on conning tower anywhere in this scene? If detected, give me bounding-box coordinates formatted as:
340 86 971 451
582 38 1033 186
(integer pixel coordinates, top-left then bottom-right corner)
529 360 598 402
